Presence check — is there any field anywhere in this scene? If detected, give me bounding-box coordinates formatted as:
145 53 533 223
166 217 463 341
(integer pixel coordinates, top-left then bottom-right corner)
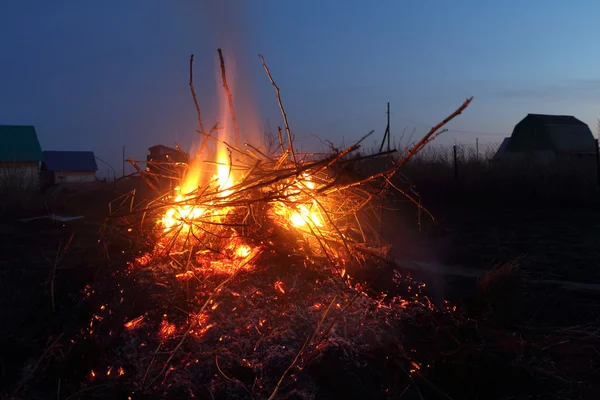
1 172 599 399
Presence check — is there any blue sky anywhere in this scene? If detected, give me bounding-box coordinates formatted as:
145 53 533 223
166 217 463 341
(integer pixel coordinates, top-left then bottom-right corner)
1 0 599 176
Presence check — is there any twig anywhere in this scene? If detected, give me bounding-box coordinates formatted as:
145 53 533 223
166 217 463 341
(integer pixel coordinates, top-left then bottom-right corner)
216 354 255 399
259 54 297 166
50 234 74 313
189 54 206 134
218 48 240 146
267 295 338 400
11 333 64 398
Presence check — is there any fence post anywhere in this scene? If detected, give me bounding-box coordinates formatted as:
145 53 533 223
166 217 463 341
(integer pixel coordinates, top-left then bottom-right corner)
453 145 459 185
596 139 600 192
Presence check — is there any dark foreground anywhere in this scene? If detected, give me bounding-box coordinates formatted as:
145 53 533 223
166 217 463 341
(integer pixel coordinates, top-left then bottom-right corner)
1 183 599 399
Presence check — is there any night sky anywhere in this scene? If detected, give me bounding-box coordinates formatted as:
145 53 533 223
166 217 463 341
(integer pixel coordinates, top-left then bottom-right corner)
2 1 599 177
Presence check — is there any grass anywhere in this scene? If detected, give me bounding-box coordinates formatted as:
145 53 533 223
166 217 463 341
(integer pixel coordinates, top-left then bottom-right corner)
0 167 44 214
391 142 600 207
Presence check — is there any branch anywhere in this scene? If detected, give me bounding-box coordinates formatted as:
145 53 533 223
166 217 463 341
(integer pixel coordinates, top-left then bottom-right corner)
259 54 297 166
189 54 206 135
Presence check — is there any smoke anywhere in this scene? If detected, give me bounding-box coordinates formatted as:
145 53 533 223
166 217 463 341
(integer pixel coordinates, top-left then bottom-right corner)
202 0 263 147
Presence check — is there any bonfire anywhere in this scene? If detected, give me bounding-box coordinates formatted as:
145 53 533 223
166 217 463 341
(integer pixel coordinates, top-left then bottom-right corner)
103 50 473 399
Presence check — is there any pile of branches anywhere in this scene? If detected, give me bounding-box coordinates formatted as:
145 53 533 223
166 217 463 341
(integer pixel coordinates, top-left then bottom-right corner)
120 50 473 271
98 51 476 398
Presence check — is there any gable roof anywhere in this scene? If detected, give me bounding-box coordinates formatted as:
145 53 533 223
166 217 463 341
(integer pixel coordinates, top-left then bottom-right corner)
508 114 595 154
544 123 595 153
493 137 511 159
0 125 43 162
525 114 587 126
42 151 98 172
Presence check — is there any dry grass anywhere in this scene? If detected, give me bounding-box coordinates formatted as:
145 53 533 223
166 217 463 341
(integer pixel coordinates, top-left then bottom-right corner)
396 143 599 207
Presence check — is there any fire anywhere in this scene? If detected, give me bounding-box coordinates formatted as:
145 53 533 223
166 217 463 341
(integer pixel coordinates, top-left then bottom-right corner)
273 174 324 229
161 190 206 231
235 245 251 258
160 145 235 236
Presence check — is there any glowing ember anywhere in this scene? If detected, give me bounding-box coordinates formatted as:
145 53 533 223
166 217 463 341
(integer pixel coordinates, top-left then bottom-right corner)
175 271 194 280
235 245 251 258
274 280 285 294
159 320 177 339
124 315 144 330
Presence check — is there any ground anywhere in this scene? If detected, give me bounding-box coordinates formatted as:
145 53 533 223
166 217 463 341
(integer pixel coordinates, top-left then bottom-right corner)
1 182 599 399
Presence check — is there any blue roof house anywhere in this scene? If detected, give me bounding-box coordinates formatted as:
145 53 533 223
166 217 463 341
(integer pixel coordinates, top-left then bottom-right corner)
42 150 98 184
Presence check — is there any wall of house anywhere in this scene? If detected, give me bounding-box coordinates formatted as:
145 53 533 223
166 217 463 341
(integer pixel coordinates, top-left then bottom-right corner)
0 162 40 189
54 171 96 183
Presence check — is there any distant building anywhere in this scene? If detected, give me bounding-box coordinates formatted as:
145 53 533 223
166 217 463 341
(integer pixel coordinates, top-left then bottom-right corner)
147 145 189 164
42 150 98 185
492 137 511 160
496 114 596 164
147 145 189 190
0 125 43 189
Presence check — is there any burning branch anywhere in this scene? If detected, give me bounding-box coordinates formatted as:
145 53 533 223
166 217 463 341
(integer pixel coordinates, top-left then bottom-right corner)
218 48 240 146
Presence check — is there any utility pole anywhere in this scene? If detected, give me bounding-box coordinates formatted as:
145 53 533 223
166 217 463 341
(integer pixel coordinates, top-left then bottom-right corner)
379 102 391 152
387 102 390 151
122 146 125 178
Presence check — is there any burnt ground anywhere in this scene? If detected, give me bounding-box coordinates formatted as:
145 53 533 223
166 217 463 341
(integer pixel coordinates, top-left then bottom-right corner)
1 183 600 399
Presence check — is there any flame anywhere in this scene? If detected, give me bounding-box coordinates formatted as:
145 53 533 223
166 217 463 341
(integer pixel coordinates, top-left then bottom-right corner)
235 245 251 258
215 148 234 197
159 79 236 235
273 174 324 229
155 51 326 260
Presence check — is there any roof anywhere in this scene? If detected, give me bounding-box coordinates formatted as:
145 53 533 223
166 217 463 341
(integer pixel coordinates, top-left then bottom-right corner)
544 124 595 153
149 144 179 152
0 125 43 162
509 114 595 154
524 114 587 126
493 137 511 158
42 151 98 172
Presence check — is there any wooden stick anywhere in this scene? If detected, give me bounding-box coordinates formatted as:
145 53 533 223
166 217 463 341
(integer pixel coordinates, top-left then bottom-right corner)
189 54 206 134
259 54 297 166
218 49 240 146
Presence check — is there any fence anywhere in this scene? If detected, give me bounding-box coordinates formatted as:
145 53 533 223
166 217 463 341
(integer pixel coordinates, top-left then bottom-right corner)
393 141 600 207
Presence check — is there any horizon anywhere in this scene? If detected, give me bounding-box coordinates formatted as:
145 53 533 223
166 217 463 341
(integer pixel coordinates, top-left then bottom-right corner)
1 0 599 177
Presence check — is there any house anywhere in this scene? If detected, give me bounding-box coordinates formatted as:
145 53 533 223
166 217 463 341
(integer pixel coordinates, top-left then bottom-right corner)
496 114 596 164
147 144 189 190
42 151 98 185
492 137 511 160
0 125 43 189
147 145 189 164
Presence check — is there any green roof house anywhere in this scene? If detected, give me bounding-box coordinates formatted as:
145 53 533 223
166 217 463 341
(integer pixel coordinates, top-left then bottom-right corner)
0 125 43 189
